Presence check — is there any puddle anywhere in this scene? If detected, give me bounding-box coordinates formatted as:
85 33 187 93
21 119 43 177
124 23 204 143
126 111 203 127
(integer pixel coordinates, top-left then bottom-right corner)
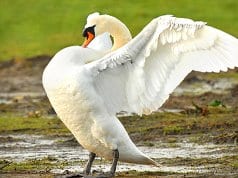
0 99 11 104
117 109 184 117
0 92 45 98
0 92 45 104
0 134 237 175
174 78 238 96
0 135 88 162
52 163 219 175
138 143 237 159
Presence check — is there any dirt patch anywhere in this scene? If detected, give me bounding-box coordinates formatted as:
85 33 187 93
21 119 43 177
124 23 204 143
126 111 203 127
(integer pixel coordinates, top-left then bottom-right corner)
0 56 50 93
0 173 54 178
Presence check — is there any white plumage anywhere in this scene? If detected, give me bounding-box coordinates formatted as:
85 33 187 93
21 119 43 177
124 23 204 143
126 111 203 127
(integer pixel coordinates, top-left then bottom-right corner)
42 12 238 175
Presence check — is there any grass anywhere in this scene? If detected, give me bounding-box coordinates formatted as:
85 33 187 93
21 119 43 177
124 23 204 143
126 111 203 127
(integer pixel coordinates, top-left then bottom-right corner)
117 171 179 178
201 69 238 80
0 114 69 135
0 107 237 142
0 105 237 140
1 157 68 173
119 107 238 142
0 0 238 61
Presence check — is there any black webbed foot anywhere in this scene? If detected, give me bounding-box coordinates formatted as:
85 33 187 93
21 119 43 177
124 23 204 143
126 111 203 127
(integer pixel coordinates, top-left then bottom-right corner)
95 171 115 178
59 149 119 178
59 173 95 178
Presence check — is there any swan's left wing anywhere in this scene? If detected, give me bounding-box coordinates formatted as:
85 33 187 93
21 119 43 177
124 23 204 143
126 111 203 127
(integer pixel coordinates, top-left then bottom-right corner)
85 15 238 116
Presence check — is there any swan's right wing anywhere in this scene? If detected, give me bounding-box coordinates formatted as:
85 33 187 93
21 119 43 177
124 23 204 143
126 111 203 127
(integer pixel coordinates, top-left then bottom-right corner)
85 15 238 116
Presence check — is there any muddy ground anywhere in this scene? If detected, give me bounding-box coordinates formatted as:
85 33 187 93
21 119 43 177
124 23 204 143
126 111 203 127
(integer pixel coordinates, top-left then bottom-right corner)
0 56 238 178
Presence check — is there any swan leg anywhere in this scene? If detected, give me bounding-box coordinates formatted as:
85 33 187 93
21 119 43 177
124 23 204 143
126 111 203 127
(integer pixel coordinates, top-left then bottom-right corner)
62 152 96 178
84 152 96 174
96 149 119 178
110 149 119 175
62 150 119 178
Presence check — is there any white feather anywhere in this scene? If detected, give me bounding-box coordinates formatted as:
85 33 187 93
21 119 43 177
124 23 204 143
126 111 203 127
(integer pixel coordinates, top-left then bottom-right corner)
88 32 112 52
86 15 238 115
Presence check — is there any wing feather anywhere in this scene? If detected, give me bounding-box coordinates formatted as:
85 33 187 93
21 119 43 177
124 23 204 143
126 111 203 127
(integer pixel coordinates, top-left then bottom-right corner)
85 15 238 116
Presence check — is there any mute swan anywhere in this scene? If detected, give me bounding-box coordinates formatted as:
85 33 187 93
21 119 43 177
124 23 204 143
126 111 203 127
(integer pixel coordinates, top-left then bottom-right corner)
42 12 238 177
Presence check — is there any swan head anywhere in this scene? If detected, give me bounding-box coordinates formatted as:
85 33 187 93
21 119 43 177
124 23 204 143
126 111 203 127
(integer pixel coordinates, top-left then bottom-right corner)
82 12 132 49
82 12 112 48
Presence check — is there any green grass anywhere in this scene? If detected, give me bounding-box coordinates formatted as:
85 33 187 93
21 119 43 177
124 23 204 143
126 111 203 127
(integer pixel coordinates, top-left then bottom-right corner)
0 0 238 61
120 108 238 140
0 114 69 135
0 106 237 139
1 157 68 173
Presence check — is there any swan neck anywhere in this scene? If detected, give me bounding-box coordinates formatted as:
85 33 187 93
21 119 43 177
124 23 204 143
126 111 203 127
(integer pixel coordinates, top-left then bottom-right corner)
107 18 132 50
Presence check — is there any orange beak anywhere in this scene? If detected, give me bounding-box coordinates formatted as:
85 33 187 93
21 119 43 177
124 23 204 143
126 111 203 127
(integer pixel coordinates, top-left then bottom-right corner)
82 32 95 48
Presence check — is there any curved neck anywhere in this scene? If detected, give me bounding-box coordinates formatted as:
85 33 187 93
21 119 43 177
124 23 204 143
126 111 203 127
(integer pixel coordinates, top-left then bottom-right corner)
103 16 132 51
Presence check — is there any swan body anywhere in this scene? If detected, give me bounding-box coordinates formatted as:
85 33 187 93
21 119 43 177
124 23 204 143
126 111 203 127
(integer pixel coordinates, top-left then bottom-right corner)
43 12 238 174
43 43 156 165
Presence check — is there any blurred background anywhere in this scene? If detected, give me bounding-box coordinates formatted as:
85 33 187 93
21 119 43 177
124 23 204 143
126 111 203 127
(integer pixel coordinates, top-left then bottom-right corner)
0 0 238 61
0 1 238 177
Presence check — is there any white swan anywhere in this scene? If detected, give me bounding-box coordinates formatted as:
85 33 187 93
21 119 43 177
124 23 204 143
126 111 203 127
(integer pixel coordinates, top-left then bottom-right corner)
42 12 238 177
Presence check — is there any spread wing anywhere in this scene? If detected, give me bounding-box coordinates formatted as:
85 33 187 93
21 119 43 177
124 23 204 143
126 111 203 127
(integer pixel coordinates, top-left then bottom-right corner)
85 15 238 116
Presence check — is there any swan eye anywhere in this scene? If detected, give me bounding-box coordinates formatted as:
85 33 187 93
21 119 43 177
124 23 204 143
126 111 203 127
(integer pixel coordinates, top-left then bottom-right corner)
82 25 96 39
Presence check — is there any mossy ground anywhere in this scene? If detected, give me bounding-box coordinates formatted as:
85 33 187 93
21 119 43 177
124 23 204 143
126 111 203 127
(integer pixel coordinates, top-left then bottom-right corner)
0 106 237 141
0 114 69 135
